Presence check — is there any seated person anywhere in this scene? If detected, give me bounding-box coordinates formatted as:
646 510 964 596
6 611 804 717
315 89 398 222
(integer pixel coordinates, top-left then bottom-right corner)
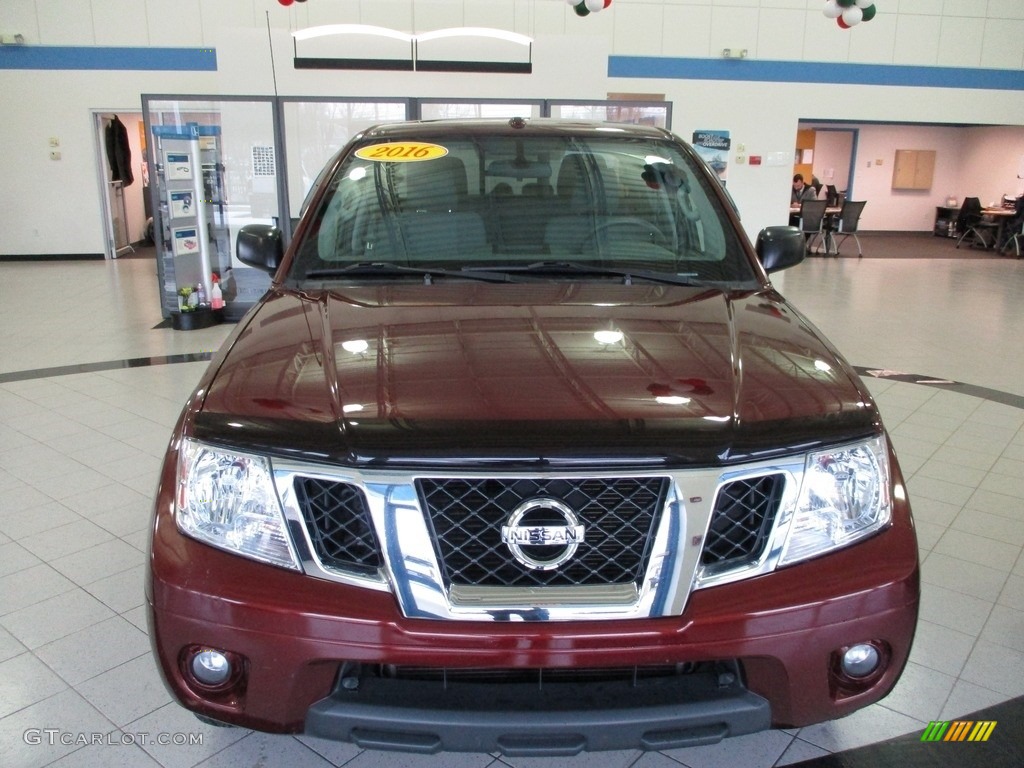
810 175 825 199
792 174 817 205
998 194 1024 251
789 174 817 225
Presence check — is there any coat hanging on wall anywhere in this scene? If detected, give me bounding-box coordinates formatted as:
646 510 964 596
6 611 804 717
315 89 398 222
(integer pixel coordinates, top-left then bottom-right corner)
105 115 134 186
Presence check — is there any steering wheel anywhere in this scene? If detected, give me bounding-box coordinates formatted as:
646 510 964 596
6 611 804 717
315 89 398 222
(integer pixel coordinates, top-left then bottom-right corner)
580 217 669 249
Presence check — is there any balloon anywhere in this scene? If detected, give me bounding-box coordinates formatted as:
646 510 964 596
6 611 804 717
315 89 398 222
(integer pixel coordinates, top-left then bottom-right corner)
574 1 590 16
837 0 856 7
604 0 613 7
855 0 872 7
842 6 863 25
566 0 577 5
837 17 850 29
585 0 604 11
861 4 877 21
277 0 293 5
823 0 843 19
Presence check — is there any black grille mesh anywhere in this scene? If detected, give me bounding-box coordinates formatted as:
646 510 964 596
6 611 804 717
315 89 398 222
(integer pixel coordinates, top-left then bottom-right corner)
702 474 785 567
294 477 382 575
417 477 667 588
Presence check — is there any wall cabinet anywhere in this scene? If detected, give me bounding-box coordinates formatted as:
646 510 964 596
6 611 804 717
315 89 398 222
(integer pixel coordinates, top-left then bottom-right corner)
892 149 936 190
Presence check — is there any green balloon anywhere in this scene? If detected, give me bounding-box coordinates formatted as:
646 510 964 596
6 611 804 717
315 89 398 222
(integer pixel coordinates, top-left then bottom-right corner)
861 4 877 21
836 0 856 7
574 1 590 16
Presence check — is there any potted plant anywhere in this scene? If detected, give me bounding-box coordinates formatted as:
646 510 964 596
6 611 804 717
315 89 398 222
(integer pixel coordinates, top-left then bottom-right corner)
171 285 218 331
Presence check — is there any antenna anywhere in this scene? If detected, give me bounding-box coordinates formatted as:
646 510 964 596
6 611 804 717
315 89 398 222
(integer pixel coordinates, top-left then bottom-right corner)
266 11 279 97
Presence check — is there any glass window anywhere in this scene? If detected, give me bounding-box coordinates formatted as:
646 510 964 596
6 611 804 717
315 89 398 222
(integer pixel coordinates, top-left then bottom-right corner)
550 103 670 129
282 100 408 213
420 102 542 120
144 97 277 319
289 128 752 286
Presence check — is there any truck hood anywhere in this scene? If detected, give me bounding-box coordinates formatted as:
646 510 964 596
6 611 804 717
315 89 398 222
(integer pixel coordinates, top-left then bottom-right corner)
195 283 878 468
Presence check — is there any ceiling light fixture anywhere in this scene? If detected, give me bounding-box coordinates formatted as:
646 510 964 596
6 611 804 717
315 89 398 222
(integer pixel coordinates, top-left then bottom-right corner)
291 24 533 73
293 24 414 43
417 27 532 46
594 330 624 345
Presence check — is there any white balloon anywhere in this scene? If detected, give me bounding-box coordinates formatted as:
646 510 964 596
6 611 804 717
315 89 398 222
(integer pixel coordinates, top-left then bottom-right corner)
855 0 873 7
842 6 863 25
585 0 604 11
566 0 578 6
823 1 843 20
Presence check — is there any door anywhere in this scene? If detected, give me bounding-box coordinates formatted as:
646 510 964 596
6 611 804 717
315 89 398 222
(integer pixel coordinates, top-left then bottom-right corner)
93 111 145 259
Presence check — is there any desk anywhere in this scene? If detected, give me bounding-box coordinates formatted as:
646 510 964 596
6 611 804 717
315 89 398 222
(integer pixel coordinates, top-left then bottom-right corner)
982 207 1015 248
789 206 841 216
934 206 959 237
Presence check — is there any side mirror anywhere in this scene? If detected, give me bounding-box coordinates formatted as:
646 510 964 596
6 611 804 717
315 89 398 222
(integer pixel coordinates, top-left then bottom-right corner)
755 226 805 273
236 224 283 274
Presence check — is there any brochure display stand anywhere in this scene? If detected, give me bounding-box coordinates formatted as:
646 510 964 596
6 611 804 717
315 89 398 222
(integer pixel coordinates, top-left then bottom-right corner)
151 124 230 322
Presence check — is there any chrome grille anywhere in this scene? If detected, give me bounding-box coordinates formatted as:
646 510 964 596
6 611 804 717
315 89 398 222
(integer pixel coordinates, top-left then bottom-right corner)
417 477 667 588
702 474 785 568
294 477 382 575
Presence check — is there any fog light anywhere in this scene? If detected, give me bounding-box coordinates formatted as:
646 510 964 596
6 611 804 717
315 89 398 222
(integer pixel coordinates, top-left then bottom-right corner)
841 643 880 678
191 649 232 686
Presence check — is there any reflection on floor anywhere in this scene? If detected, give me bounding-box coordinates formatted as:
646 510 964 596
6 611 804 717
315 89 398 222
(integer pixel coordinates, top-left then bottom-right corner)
0 256 1022 768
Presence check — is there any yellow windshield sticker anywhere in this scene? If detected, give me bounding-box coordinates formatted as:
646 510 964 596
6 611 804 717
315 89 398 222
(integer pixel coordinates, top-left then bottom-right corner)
354 142 449 162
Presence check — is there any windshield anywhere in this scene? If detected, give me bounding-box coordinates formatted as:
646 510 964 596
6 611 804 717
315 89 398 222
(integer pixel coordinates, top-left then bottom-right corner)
288 129 756 286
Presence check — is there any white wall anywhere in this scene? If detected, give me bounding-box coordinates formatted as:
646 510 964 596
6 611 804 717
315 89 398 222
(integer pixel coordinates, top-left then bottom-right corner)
812 131 853 194
1 0 1023 255
959 126 1024 203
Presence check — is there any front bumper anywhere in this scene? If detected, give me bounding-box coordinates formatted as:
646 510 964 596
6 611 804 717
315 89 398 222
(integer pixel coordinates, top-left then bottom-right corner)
147 494 918 753
305 660 770 755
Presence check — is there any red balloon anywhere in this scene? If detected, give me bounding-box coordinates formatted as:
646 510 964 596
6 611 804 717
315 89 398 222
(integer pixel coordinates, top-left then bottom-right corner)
837 17 850 29
278 0 294 5
604 0 613 7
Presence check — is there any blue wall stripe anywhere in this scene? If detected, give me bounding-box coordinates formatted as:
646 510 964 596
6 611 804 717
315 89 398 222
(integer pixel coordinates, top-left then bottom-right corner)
609 56 1024 91
0 46 216 71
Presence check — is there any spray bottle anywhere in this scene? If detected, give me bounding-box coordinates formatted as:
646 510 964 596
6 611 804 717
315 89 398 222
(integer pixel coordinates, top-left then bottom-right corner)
211 274 224 310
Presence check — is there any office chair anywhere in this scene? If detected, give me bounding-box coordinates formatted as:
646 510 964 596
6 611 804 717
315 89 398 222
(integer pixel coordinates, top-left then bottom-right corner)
1004 223 1024 258
798 199 832 255
825 184 839 206
955 197 998 249
998 196 1024 257
833 200 866 257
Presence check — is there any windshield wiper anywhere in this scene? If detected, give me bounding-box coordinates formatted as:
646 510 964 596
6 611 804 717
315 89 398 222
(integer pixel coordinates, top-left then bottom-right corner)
465 260 706 287
304 262 517 284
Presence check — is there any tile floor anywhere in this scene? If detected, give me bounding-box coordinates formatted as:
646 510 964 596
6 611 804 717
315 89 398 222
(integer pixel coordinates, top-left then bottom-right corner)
1 254 1022 768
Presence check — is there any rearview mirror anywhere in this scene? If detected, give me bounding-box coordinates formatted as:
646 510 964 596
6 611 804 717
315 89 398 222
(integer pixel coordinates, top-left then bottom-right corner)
236 225 283 274
755 226 805 273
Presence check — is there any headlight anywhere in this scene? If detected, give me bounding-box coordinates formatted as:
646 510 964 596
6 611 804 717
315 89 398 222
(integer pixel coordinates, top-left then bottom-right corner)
175 439 300 570
780 436 892 566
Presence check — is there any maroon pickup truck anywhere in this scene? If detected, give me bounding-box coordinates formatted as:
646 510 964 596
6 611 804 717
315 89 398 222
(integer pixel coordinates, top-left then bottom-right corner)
147 117 918 756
